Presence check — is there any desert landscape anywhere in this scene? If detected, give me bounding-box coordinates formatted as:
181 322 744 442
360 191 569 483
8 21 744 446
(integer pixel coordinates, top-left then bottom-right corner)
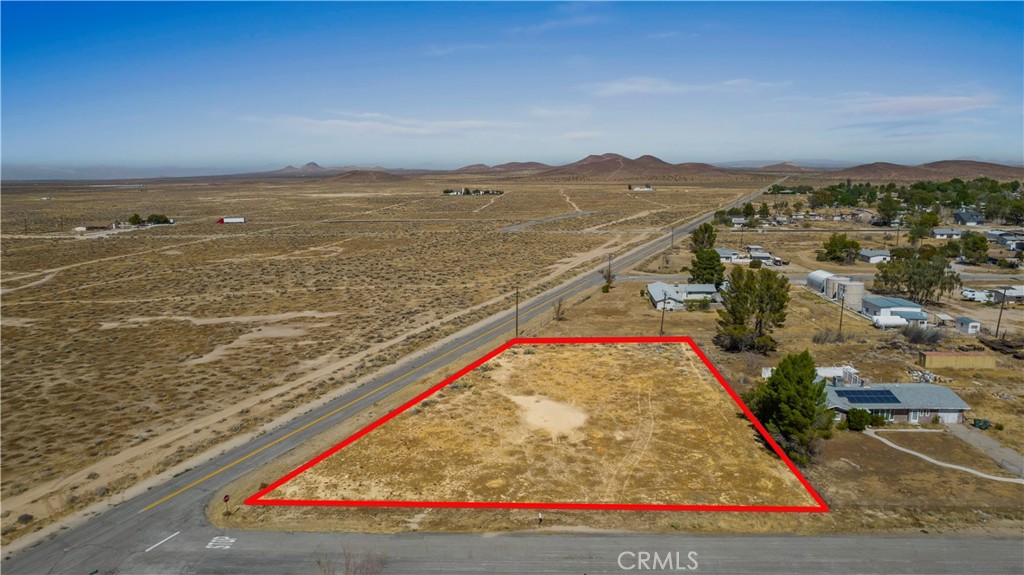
0 163 763 543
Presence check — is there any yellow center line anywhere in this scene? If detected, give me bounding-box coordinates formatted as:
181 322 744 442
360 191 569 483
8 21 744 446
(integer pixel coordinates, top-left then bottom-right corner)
140 276 593 512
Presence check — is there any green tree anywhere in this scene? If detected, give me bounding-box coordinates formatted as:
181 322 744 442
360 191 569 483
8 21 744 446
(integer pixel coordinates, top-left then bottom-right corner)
743 350 832 465
845 408 871 432
691 249 726 288
758 202 771 218
907 212 940 244
820 233 861 264
876 194 901 224
792 200 804 213
742 202 756 219
146 214 170 225
875 252 961 303
128 213 143 226
714 267 790 353
960 231 989 265
690 222 717 253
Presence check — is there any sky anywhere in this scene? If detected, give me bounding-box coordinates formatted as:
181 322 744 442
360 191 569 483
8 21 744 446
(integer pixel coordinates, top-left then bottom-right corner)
2 1 1022 172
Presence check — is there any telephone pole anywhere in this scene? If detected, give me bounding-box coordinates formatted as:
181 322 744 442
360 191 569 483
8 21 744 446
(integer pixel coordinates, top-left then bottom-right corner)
659 297 668 336
995 290 1007 338
514 285 520 338
837 291 846 338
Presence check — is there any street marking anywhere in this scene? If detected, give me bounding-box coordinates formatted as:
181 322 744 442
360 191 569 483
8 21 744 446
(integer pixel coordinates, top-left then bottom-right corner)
139 196 761 512
144 531 180 552
205 535 236 549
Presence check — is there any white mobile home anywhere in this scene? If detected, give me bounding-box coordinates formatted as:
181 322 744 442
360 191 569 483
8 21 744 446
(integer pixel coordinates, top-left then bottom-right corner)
955 317 981 334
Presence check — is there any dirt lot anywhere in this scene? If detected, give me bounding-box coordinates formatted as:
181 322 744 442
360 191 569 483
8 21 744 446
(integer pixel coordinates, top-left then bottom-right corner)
261 342 817 509
0 176 753 543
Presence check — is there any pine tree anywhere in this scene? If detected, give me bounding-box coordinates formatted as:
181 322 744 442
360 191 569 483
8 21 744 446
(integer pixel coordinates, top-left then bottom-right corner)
690 222 717 253
690 249 725 288
714 267 790 353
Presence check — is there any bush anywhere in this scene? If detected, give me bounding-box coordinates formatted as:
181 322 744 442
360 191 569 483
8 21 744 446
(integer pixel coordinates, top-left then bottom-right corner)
812 328 848 344
846 408 870 431
994 423 1005 431
601 283 610 293
749 259 762 269
900 325 944 345
684 298 711 312
931 414 940 425
869 414 888 427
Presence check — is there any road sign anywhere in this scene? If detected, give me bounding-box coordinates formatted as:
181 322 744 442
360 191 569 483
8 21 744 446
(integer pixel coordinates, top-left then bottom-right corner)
223 494 230 503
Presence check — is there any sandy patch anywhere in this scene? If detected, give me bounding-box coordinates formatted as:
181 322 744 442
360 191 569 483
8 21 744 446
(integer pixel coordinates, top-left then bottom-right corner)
508 395 587 440
187 326 309 365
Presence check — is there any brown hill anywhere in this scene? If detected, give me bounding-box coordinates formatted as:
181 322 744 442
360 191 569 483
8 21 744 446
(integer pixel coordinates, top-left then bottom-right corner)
492 161 552 173
540 153 688 178
674 162 730 175
326 170 408 183
830 162 939 182
919 160 1024 181
755 162 817 173
455 164 494 173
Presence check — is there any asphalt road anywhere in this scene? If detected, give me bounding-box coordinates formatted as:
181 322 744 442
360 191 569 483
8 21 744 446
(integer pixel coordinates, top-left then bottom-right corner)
6 181 1023 574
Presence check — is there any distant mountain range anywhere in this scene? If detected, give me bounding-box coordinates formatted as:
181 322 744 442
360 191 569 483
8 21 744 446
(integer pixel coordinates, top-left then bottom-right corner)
4 155 1022 182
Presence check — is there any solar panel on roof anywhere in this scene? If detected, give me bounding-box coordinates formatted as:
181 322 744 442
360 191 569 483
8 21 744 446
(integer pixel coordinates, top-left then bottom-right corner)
835 389 900 404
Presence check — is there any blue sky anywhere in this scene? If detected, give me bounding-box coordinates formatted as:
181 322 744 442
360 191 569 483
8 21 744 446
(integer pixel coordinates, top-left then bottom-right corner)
2 1 1022 170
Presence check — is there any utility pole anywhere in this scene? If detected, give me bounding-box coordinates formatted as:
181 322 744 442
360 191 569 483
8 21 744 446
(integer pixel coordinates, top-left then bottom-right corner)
670 227 675 248
659 297 668 336
995 290 1007 339
837 291 845 338
606 254 613 284
514 285 520 338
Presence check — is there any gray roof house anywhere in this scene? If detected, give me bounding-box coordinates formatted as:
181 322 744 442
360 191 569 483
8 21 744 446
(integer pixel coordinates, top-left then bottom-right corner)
930 228 962 239
646 281 718 310
715 247 740 262
953 209 985 226
825 383 970 424
858 249 891 264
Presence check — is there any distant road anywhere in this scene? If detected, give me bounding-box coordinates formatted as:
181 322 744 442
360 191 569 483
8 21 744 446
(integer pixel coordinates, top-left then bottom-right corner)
15 180 1020 575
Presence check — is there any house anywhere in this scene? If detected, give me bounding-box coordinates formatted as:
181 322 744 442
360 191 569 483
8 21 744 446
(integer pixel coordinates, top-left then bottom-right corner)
985 229 1009 241
714 247 740 263
858 249 891 264
989 285 1024 304
646 282 718 310
955 317 982 335
996 233 1024 251
862 296 927 327
762 365 861 385
953 209 985 226
731 217 748 228
930 228 962 240
825 382 970 424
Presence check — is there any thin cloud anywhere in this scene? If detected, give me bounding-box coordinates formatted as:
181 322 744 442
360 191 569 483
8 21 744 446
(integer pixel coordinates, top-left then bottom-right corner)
561 130 603 140
511 4 607 35
247 112 511 137
529 105 593 121
849 94 996 117
423 43 487 57
586 77 790 97
646 31 679 40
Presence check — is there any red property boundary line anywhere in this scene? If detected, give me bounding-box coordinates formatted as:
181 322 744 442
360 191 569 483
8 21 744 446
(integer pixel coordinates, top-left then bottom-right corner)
245 337 829 513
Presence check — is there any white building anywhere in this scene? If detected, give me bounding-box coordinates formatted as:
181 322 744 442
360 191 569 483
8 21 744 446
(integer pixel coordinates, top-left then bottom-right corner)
862 296 927 328
930 228 962 240
646 282 718 310
715 247 740 263
858 249 891 264
955 317 981 334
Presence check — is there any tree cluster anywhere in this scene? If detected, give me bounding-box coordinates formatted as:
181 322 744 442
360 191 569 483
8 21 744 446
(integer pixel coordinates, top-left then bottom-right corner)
742 350 833 465
874 248 961 304
128 213 171 226
714 267 790 354
818 233 861 264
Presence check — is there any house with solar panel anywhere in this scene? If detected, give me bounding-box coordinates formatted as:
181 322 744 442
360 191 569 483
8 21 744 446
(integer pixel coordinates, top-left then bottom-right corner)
825 383 970 424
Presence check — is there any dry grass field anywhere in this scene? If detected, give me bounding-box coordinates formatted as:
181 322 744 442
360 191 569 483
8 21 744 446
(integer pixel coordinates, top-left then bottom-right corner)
0 175 753 542
263 342 817 509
